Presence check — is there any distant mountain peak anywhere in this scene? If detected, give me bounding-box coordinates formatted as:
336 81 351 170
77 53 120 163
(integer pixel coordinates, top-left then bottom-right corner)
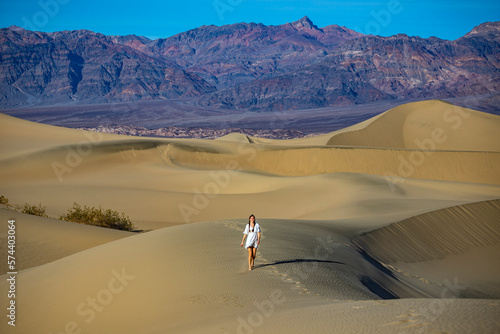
7 25 25 32
290 16 320 31
461 21 500 42
463 21 500 37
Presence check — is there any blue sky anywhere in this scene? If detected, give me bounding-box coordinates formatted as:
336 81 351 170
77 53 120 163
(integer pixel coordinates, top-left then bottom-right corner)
0 0 499 40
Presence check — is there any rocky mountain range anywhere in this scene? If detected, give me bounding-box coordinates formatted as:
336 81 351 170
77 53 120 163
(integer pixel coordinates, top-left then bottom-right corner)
1 17 499 111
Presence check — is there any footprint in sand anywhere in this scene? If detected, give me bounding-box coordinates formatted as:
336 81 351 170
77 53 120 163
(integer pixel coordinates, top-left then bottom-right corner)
215 221 243 231
299 288 311 294
261 261 322 298
158 144 176 166
419 278 431 284
383 311 429 329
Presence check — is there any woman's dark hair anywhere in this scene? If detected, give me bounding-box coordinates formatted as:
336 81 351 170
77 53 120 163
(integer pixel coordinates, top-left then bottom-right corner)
248 214 256 232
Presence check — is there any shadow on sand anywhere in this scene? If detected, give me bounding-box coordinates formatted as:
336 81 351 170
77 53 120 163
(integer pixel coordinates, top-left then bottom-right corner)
254 258 344 269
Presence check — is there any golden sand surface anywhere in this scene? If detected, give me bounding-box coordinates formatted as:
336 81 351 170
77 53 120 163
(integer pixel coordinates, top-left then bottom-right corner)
0 100 499 333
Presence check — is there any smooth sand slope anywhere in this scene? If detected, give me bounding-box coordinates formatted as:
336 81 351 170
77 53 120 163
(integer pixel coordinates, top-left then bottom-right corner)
326 100 500 152
0 208 133 275
0 99 499 333
354 199 500 299
1 217 499 334
1 101 499 229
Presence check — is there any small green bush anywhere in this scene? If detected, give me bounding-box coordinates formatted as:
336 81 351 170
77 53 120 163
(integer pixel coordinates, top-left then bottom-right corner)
22 203 48 217
0 195 8 204
60 203 134 231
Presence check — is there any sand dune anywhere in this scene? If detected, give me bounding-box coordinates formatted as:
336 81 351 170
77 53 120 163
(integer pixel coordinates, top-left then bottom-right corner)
162 141 500 183
1 148 498 229
216 132 254 143
0 113 125 159
1 112 499 229
353 199 500 299
0 99 499 333
327 100 500 152
0 208 133 274
1 217 499 333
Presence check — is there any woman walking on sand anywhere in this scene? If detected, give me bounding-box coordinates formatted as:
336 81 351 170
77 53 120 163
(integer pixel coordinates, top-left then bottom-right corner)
241 214 261 271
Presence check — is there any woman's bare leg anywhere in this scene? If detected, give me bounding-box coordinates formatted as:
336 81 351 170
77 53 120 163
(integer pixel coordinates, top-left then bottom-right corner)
252 247 257 268
247 247 253 270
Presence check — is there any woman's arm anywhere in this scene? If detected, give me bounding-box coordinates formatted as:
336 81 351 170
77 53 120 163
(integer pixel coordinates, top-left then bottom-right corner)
257 232 261 245
241 234 247 247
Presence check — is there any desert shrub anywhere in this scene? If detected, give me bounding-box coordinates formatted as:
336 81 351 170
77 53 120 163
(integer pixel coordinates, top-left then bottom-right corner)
60 203 134 231
0 195 8 204
22 203 48 217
